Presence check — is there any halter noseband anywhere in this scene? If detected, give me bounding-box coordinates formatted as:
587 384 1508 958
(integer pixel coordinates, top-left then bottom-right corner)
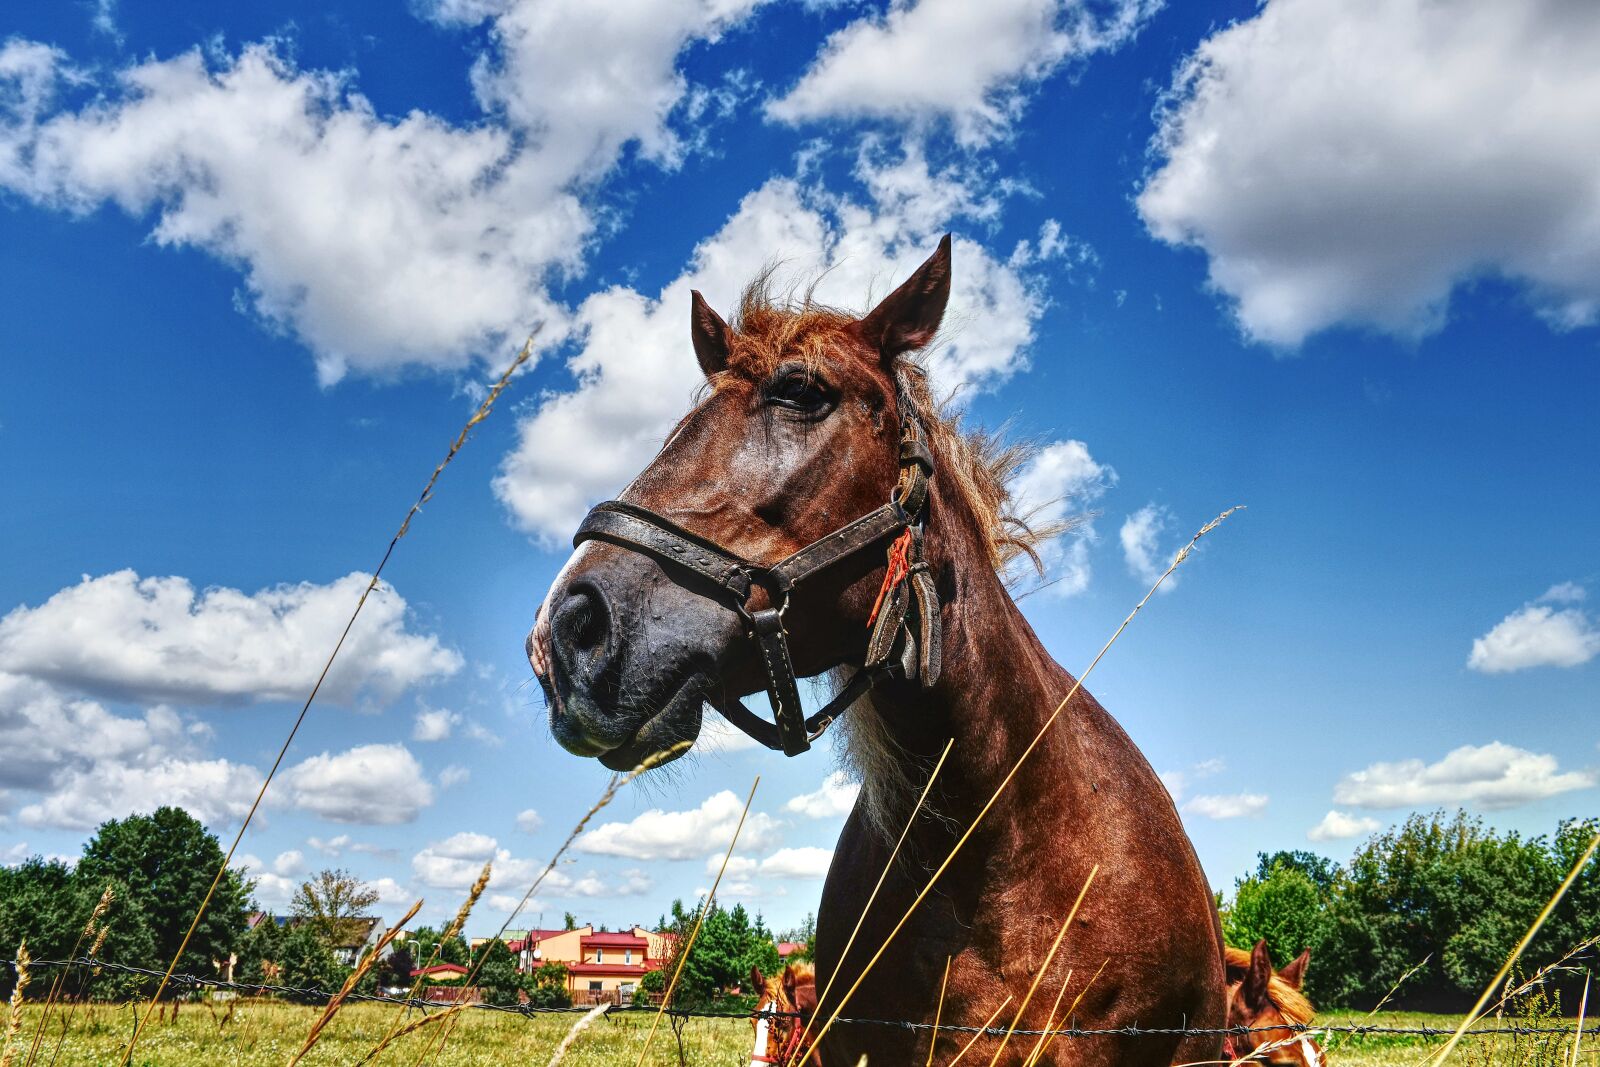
571 384 941 756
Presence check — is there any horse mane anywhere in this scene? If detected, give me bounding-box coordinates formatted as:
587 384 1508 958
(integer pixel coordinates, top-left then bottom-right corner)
728 274 1066 843
728 275 1053 574
1224 946 1315 1025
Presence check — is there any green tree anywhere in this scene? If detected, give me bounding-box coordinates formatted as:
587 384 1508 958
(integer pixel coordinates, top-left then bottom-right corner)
1222 861 1328 975
290 868 380 947
1319 810 1561 1008
1253 851 1341 895
637 968 666 996
0 859 157 1001
526 960 571 1008
277 923 346 1002
377 946 416 990
477 940 523 1007
235 917 284 985
563 912 579 931
74 807 251 982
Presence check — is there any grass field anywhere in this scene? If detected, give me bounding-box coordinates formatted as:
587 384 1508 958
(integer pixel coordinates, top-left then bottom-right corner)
8 1002 1596 1067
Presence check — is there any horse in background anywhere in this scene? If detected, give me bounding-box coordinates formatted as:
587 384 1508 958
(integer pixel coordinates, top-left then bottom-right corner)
749 962 820 1067
1223 941 1322 1067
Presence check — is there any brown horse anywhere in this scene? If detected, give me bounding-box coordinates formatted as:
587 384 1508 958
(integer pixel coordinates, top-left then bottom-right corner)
528 237 1225 1066
750 962 821 1067
1223 942 1321 1067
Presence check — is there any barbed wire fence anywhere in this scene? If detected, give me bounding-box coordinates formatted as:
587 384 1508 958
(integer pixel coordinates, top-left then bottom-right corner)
4 957 1586 1041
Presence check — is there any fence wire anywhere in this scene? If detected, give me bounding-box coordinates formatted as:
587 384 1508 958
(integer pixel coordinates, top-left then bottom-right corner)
3 957 1586 1040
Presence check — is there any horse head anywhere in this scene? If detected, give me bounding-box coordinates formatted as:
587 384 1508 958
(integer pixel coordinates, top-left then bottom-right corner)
1224 940 1322 1067
528 238 953 770
750 961 819 1067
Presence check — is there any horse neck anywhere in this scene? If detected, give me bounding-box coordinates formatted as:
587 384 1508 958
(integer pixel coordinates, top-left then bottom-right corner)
851 492 1088 836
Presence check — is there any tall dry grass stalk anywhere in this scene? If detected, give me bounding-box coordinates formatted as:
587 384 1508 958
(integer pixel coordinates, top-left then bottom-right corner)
2 941 30 1067
801 738 954 1051
1021 968 1074 1067
1569 976 1588 1067
24 883 113 1067
927 956 952 1067
369 742 693 1067
289 898 423 1066
405 865 491 1067
633 776 761 1067
118 334 539 1067
808 509 1242 1053
945 995 1013 1067
1430 830 1600 1067
363 870 486 1067
1026 958 1109 1066
546 1003 610 1067
983 867 1097 1067
356 1005 467 1066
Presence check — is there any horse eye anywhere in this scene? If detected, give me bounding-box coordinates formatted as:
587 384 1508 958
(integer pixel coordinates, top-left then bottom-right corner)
768 371 829 413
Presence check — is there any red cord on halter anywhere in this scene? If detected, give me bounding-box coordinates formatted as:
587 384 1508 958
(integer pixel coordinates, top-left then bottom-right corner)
866 528 913 628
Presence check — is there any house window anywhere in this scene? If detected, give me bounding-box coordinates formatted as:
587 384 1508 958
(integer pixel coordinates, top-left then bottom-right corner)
624 949 632 965
595 948 603 963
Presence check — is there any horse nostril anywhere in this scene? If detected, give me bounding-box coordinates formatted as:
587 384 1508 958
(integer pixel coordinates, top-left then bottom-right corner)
550 580 615 684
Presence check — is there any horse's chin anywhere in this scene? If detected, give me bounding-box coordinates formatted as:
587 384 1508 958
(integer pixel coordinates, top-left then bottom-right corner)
595 675 708 772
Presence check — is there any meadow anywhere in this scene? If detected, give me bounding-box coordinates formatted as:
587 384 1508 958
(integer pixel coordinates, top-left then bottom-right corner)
10 1002 1593 1067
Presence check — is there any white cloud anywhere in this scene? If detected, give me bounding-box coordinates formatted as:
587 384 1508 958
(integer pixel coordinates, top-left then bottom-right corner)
439 764 471 788
363 877 414 909
758 846 833 879
1307 810 1381 843
515 809 544 833
1469 590 1600 673
1333 741 1597 811
411 830 540 891
1184 793 1267 820
20 756 262 831
1120 504 1179 590
1159 756 1224 802
0 570 460 708
272 849 306 877
413 708 460 742
574 790 780 861
0 672 190 790
1006 439 1116 596
0 0 766 382
282 743 435 824
494 144 1059 542
769 0 1159 145
784 771 860 819
3 842 31 865
240 855 299 907
308 834 351 856
697 714 763 755
1139 0 1600 346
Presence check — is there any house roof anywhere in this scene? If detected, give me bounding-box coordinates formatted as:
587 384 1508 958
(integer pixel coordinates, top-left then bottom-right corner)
776 942 804 957
411 963 468 977
581 932 647 948
566 962 651 977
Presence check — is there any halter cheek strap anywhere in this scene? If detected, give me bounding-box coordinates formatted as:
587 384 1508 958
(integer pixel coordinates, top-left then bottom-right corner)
571 384 941 757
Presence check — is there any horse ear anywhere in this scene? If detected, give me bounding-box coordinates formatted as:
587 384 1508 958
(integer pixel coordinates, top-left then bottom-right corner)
691 289 731 377
1279 949 1310 989
1244 939 1274 1009
858 233 952 363
750 964 764 992
782 964 798 1002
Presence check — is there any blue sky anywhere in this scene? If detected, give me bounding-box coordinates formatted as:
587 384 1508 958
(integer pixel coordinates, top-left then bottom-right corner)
1 0 1596 936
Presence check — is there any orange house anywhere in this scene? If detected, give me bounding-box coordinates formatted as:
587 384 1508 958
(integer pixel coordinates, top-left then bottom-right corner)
507 925 669 1002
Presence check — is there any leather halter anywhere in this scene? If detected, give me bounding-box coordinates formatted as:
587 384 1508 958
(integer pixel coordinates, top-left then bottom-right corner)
572 387 941 756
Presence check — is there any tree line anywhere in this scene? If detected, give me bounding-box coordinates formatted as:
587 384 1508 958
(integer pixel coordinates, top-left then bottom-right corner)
1221 811 1599 1009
